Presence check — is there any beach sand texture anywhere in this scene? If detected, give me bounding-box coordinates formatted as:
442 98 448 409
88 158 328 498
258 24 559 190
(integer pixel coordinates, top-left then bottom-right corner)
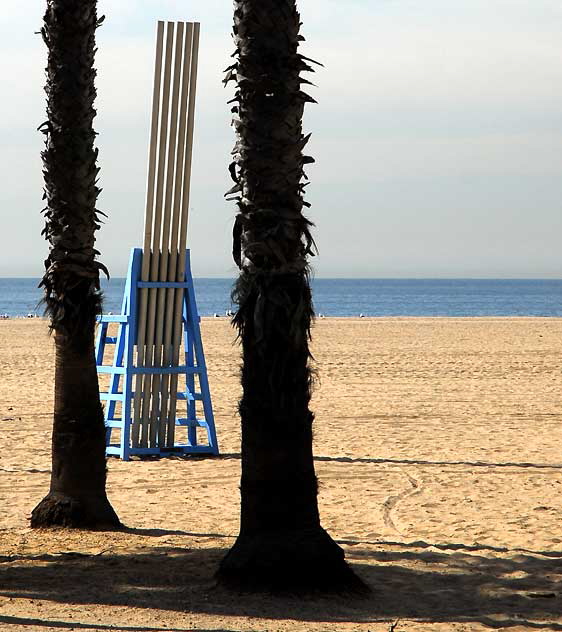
1 318 562 631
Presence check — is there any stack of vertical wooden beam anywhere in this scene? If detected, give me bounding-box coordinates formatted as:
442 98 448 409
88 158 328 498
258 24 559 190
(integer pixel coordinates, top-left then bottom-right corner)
132 21 200 449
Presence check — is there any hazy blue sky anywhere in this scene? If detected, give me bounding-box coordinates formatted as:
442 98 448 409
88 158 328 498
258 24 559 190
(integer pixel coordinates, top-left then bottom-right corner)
1 0 561 278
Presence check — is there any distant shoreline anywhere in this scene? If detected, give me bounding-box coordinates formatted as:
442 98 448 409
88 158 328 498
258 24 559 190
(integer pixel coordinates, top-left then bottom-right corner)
3 278 562 318
2 277 562 281
0 315 562 326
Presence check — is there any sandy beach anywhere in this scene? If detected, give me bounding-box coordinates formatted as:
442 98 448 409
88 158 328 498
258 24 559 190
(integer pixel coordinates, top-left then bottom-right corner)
1 317 562 631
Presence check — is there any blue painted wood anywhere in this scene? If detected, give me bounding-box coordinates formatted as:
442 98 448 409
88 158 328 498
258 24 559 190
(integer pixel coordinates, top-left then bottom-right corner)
120 248 141 461
106 420 125 427
95 247 219 461
97 365 203 375
105 273 129 438
176 418 209 427
183 276 197 447
184 250 219 454
176 392 195 401
99 315 130 323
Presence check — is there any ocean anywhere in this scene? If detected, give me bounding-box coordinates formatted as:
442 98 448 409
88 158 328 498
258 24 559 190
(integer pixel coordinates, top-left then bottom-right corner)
1 277 562 318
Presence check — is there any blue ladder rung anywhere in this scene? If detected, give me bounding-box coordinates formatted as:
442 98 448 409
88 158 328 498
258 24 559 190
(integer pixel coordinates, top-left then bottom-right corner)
97 365 203 376
100 393 125 401
177 392 203 401
176 418 209 428
97 366 126 375
177 391 195 401
104 337 118 344
106 446 125 455
98 315 129 323
105 420 125 428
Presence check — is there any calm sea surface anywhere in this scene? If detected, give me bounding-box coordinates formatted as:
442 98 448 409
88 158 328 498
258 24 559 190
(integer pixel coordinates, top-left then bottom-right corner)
1 278 562 318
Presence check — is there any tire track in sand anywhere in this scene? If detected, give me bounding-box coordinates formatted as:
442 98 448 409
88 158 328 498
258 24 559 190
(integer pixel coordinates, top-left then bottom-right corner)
382 469 423 535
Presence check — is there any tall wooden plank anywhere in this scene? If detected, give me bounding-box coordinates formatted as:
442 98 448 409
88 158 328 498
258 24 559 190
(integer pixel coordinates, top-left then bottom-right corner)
140 21 175 447
160 22 194 446
167 23 200 446
148 22 186 447
131 20 165 449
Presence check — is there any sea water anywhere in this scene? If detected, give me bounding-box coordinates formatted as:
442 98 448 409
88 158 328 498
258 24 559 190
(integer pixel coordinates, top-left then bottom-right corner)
1 277 562 318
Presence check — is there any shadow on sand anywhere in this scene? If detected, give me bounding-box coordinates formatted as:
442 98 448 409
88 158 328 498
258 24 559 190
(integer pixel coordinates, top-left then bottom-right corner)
314 455 562 471
211 452 562 471
0 616 223 632
2 541 562 629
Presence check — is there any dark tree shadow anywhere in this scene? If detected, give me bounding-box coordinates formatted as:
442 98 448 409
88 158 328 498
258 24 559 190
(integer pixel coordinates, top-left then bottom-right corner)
314 455 562 471
123 527 234 540
2 544 562 628
172 452 562 471
339 538 562 559
0 616 228 632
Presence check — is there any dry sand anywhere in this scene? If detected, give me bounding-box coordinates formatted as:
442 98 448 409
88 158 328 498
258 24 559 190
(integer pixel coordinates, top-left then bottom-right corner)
1 317 562 631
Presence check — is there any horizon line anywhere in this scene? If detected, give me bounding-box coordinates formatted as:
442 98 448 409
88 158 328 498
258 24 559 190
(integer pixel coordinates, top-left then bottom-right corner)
2 276 562 282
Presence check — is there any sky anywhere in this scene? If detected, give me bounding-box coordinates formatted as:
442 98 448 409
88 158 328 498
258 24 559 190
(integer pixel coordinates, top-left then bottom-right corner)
1 0 561 278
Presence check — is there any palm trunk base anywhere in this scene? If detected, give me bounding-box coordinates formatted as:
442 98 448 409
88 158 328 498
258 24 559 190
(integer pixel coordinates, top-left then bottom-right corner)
30 491 122 530
217 526 369 594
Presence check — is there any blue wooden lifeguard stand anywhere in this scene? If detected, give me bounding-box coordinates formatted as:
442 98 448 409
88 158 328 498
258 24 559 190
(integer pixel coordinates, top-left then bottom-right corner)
95 247 219 460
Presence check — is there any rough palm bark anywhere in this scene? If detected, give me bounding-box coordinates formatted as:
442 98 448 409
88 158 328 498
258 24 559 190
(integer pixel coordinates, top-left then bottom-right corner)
30 0 120 529
217 0 367 592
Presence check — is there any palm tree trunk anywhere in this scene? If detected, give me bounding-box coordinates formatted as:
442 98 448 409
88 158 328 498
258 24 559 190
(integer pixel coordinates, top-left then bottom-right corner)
31 328 119 527
217 0 366 592
31 0 120 529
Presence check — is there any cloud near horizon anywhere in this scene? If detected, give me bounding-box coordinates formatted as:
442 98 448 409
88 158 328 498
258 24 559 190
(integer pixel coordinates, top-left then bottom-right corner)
1 1 561 278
